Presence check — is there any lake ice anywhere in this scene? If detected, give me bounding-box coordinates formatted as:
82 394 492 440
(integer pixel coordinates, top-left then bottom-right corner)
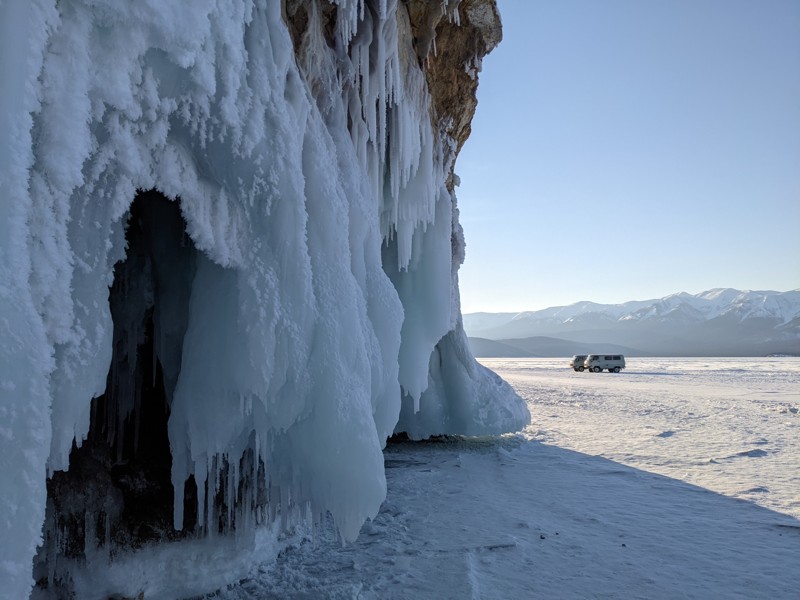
489 356 800 520
44 357 799 598
196 357 799 599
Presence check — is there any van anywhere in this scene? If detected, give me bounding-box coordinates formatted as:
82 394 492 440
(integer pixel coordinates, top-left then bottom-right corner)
584 354 625 373
569 355 587 371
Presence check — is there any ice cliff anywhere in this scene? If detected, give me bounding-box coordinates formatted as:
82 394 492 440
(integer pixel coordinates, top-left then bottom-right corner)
0 0 529 597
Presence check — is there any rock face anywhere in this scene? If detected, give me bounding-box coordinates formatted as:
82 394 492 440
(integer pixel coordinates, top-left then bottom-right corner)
407 0 501 180
285 0 502 186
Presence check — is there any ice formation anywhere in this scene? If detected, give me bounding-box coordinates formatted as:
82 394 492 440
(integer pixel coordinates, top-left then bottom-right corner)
0 0 529 596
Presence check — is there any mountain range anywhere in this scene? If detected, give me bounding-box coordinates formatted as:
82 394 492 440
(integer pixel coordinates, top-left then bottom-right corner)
464 288 800 357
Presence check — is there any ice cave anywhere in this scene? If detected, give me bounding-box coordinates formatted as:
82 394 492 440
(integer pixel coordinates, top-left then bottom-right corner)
0 0 529 597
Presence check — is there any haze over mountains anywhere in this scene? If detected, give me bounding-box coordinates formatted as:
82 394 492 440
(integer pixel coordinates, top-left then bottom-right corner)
464 289 800 357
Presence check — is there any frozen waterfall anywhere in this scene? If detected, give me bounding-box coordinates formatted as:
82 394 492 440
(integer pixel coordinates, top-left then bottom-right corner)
0 0 529 597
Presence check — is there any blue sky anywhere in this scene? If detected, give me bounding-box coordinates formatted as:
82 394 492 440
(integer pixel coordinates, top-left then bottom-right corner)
456 0 800 313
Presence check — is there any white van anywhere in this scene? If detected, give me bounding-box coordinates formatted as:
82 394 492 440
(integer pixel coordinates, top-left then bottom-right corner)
569 355 588 371
584 354 625 373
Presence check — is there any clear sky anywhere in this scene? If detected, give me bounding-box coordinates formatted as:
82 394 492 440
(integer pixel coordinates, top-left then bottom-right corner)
456 0 800 313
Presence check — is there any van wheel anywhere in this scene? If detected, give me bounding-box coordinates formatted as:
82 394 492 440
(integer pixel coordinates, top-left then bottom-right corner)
593 367 601 373
577 366 584 372
613 367 620 373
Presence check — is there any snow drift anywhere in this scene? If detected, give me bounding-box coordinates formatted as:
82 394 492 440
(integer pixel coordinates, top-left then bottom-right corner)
0 0 528 596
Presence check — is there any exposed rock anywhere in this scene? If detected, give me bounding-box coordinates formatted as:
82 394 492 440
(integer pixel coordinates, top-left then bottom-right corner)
408 0 502 174
283 0 502 188
283 0 338 52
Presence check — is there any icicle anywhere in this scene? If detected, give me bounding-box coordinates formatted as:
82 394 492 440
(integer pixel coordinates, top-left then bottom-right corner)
104 512 111 550
152 330 157 388
197 460 208 535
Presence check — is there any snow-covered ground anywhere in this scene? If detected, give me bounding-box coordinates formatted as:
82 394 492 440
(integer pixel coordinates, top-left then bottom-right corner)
43 358 799 598
202 357 800 599
490 357 800 520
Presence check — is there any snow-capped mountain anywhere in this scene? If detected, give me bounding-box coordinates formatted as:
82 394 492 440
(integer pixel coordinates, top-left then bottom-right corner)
465 289 800 356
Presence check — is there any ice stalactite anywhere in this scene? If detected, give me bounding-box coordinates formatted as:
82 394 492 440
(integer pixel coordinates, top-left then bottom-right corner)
0 0 528 597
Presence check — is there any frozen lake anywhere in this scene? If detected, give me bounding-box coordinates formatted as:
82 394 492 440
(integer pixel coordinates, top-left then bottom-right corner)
482 356 800 519
71 358 800 599
206 357 799 599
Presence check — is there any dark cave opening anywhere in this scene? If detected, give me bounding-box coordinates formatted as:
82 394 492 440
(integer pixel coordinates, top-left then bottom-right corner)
37 190 271 595
42 191 200 573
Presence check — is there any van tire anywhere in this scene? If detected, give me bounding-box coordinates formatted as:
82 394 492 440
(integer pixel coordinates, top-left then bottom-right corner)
593 367 601 373
613 367 620 373
577 366 584 372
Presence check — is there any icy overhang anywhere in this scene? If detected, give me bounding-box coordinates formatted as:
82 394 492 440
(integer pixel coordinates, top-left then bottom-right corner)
0 1 528 597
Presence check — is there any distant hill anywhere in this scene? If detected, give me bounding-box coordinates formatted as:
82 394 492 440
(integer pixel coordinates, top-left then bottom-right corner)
467 338 537 358
468 336 643 358
465 288 800 357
